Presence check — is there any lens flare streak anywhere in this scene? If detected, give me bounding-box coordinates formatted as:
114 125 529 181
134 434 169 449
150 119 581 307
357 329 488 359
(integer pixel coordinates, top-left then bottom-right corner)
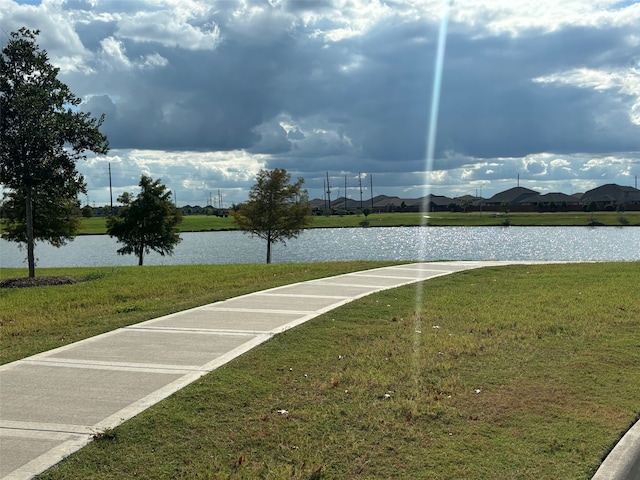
415 0 453 394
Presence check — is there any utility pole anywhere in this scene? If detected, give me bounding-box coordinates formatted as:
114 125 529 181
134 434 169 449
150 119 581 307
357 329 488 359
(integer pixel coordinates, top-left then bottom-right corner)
108 163 113 214
323 179 327 210
326 171 332 211
370 174 374 211
359 173 363 209
344 175 347 211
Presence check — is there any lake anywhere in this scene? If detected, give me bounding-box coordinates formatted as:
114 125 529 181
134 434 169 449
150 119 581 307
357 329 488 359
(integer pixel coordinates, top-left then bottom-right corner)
1 227 639 269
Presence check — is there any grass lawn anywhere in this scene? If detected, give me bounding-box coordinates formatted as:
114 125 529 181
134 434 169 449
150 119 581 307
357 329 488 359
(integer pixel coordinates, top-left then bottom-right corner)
2 211 639 238
3 262 637 479
69 211 640 235
421 211 640 226
312 211 640 227
0 262 400 365
77 214 237 233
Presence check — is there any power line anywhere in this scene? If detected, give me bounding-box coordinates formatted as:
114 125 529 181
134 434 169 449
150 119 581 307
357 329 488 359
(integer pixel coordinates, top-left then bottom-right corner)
0 22 13 43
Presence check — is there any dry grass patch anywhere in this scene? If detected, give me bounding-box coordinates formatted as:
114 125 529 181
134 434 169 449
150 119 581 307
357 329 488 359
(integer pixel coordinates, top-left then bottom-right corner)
458 379 630 429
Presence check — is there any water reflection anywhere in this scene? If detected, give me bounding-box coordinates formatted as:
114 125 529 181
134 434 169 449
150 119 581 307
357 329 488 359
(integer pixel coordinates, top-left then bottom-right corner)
0 227 638 269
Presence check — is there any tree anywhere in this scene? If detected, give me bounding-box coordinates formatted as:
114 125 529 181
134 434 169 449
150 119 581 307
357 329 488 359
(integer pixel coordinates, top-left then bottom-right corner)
231 168 312 264
106 176 182 266
81 205 93 218
1 190 82 247
0 28 109 277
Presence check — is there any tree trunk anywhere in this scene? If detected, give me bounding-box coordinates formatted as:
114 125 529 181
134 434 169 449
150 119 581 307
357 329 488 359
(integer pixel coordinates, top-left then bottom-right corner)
266 238 272 264
266 231 272 264
25 189 36 278
138 237 144 266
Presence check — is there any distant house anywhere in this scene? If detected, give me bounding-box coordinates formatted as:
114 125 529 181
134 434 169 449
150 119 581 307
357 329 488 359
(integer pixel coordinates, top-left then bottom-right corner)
520 192 582 210
431 195 455 211
365 194 455 212
454 194 478 204
310 198 329 212
331 197 362 211
372 195 403 211
402 197 424 211
307 182 640 214
484 187 539 208
580 184 640 208
361 195 398 212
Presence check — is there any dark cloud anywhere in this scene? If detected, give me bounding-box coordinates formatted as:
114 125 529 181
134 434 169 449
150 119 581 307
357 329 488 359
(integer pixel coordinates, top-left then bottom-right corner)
4 0 640 204
436 26 640 159
72 4 640 164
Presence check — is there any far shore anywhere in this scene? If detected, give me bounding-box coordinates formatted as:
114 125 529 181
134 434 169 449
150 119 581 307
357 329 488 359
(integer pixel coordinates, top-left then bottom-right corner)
2 211 638 238
68 211 640 235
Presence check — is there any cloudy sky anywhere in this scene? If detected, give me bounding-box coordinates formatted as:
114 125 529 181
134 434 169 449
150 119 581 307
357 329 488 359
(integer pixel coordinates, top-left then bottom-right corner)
2 0 639 207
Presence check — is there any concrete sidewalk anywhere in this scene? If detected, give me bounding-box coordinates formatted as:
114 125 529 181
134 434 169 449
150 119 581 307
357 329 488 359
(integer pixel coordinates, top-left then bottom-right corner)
1 260 628 479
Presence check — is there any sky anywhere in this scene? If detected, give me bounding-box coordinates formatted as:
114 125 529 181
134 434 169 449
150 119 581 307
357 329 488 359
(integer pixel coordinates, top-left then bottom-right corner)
1 0 640 207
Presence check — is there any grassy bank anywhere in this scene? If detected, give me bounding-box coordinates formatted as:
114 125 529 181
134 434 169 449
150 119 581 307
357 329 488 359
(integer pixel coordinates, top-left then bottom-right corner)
0 262 400 365
5 262 637 479
70 211 640 234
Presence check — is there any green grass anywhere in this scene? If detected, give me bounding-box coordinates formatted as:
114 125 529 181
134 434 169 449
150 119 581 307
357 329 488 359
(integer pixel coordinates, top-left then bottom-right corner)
73 216 110 234
346 211 640 227
2 211 639 238
6 262 637 479
427 211 640 226
312 212 426 228
70 211 640 235
0 262 400 365
77 214 237 234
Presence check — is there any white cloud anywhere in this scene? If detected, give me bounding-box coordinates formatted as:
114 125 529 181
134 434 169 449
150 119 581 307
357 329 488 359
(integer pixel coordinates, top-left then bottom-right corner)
320 0 394 41
428 169 449 184
99 36 132 69
449 0 640 37
0 0 93 73
581 156 625 171
549 158 574 174
97 36 169 71
141 52 168 69
79 149 267 205
116 11 221 50
534 66 640 125
460 168 474 180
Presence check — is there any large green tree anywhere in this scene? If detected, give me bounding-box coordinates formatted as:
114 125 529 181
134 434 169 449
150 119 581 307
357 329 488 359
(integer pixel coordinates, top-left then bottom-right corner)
106 176 182 266
232 168 312 264
0 190 81 247
0 28 109 277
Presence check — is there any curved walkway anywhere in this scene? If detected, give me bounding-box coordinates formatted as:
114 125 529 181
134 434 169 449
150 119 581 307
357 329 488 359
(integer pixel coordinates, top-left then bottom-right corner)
0 261 636 479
